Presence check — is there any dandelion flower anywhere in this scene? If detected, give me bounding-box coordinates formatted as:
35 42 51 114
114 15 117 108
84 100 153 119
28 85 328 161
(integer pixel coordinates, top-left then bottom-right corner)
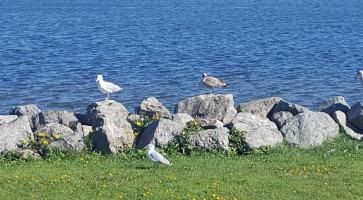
50 137 54 141
212 193 217 197
90 129 94 133
22 139 27 144
136 122 141 126
193 121 198 126
55 134 60 139
43 140 49 145
15 175 19 179
102 184 107 188
38 132 45 137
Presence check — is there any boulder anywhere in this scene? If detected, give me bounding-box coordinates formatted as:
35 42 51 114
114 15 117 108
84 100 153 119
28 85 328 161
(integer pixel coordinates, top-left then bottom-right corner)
271 111 293 129
19 149 41 159
135 97 171 119
172 113 194 127
0 115 18 125
37 110 79 130
280 112 339 148
271 100 310 117
136 118 184 148
189 127 229 150
195 118 223 129
34 123 74 137
174 94 237 125
230 113 283 149
0 116 33 153
237 97 283 118
347 102 363 130
318 96 350 116
50 133 85 152
9 104 41 130
74 123 93 137
87 101 133 154
332 111 363 141
84 100 129 125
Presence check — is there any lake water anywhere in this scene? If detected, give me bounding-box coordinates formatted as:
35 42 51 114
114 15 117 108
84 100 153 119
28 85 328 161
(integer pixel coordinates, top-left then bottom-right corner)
1 0 363 115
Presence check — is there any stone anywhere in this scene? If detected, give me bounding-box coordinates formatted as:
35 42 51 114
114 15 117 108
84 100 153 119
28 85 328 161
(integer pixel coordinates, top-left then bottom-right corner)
174 94 237 125
172 113 194 127
84 100 129 125
19 149 41 159
34 123 74 138
332 111 363 141
0 115 18 125
74 123 93 137
37 110 79 130
136 118 184 149
280 112 339 148
318 96 350 116
195 118 223 129
271 111 293 129
271 100 311 117
230 112 283 149
237 97 283 118
135 97 171 119
87 101 133 154
50 133 85 152
347 102 363 130
189 127 230 150
0 116 33 153
9 104 41 131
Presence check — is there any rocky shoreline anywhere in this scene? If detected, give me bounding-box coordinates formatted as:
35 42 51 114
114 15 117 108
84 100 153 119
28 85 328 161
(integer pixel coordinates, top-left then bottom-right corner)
1 94 362 156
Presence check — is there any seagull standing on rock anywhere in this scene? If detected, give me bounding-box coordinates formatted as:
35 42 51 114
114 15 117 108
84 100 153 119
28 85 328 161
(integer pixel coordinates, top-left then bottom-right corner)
201 73 228 94
355 70 363 86
96 74 123 100
146 144 172 166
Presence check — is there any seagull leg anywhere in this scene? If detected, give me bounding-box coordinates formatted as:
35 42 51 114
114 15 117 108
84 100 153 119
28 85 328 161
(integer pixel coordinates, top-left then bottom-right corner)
105 94 110 101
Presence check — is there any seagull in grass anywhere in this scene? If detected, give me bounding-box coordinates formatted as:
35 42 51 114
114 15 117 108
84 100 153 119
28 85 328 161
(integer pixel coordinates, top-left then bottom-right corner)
146 144 172 166
355 70 363 87
201 73 228 94
96 74 123 100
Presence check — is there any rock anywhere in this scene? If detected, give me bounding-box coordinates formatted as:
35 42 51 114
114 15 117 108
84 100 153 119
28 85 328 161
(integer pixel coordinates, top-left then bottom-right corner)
195 118 223 129
127 114 141 127
271 111 293 129
84 100 129 125
237 97 283 118
189 127 230 150
34 123 74 138
19 149 41 159
347 102 363 130
0 115 18 125
174 94 237 125
280 112 339 148
9 104 41 130
37 110 79 130
50 133 85 151
136 118 184 148
271 100 310 117
172 113 194 127
74 123 93 137
0 116 33 153
87 101 133 154
318 96 350 116
332 111 363 141
230 113 283 149
135 97 171 119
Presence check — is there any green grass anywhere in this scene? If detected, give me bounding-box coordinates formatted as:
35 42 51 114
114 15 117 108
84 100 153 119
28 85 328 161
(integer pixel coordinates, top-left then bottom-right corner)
1 134 362 200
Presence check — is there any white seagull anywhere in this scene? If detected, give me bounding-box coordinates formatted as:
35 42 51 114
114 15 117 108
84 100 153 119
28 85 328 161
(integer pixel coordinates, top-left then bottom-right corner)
146 144 172 166
201 73 228 94
355 70 363 87
96 74 123 100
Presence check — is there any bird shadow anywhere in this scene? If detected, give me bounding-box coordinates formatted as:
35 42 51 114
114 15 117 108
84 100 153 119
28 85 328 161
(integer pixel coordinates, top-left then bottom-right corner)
136 166 153 170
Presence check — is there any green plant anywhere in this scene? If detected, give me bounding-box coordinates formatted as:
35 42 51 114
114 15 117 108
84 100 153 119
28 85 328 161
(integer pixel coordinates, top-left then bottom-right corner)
82 136 94 153
228 127 249 155
132 114 159 147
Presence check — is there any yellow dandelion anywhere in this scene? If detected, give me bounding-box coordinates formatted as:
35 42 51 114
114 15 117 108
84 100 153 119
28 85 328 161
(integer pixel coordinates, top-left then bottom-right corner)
136 122 141 126
102 184 107 188
42 140 49 145
22 139 27 144
289 173 293 176
143 193 146 196
50 137 54 141
108 173 113 176
117 194 123 199
212 193 217 197
38 132 45 137
193 121 198 125
55 134 60 139
61 190 64 193
90 129 94 133
15 175 19 179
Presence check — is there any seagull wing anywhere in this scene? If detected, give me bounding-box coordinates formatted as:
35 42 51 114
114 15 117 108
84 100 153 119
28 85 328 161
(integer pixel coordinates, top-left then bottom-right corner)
204 76 228 88
103 81 123 92
149 151 172 165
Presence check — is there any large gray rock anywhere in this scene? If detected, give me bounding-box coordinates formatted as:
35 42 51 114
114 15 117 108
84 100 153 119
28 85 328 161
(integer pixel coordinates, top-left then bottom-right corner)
318 96 350 116
195 118 223 129
230 113 283 149
189 127 229 150
237 97 283 118
347 102 363 130
174 94 237 125
271 100 311 117
0 116 33 153
85 100 129 125
172 113 194 127
135 97 171 119
0 115 18 125
332 111 363 141
271 111 293 129
9 104 41 130
136 118 184 148
88 101 133 154
37 110 79 130
280 112 339 148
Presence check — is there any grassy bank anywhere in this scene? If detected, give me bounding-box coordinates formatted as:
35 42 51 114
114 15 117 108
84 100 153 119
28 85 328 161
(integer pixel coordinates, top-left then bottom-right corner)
1 134 362 200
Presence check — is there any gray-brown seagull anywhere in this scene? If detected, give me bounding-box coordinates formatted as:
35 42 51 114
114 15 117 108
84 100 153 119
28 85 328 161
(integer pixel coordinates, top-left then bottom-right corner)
201 73 228 94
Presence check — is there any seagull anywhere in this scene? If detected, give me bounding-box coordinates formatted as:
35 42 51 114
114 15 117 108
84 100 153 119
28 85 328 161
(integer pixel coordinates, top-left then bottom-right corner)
146 144 172 166
96 74 123 100
201 73 228 94
355 70 363 86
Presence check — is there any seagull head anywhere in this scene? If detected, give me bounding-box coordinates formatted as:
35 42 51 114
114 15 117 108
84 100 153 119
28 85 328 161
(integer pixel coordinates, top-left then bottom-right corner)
356 70 363 79
96 74 103 82
202 73 207 78
145 144 155 151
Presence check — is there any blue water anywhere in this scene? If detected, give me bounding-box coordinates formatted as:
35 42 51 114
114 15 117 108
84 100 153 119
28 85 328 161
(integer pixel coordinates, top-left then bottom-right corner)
1 0 363 115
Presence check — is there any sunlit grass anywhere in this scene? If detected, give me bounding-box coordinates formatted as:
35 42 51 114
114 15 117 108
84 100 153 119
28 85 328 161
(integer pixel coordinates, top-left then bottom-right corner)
1 134 362 199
